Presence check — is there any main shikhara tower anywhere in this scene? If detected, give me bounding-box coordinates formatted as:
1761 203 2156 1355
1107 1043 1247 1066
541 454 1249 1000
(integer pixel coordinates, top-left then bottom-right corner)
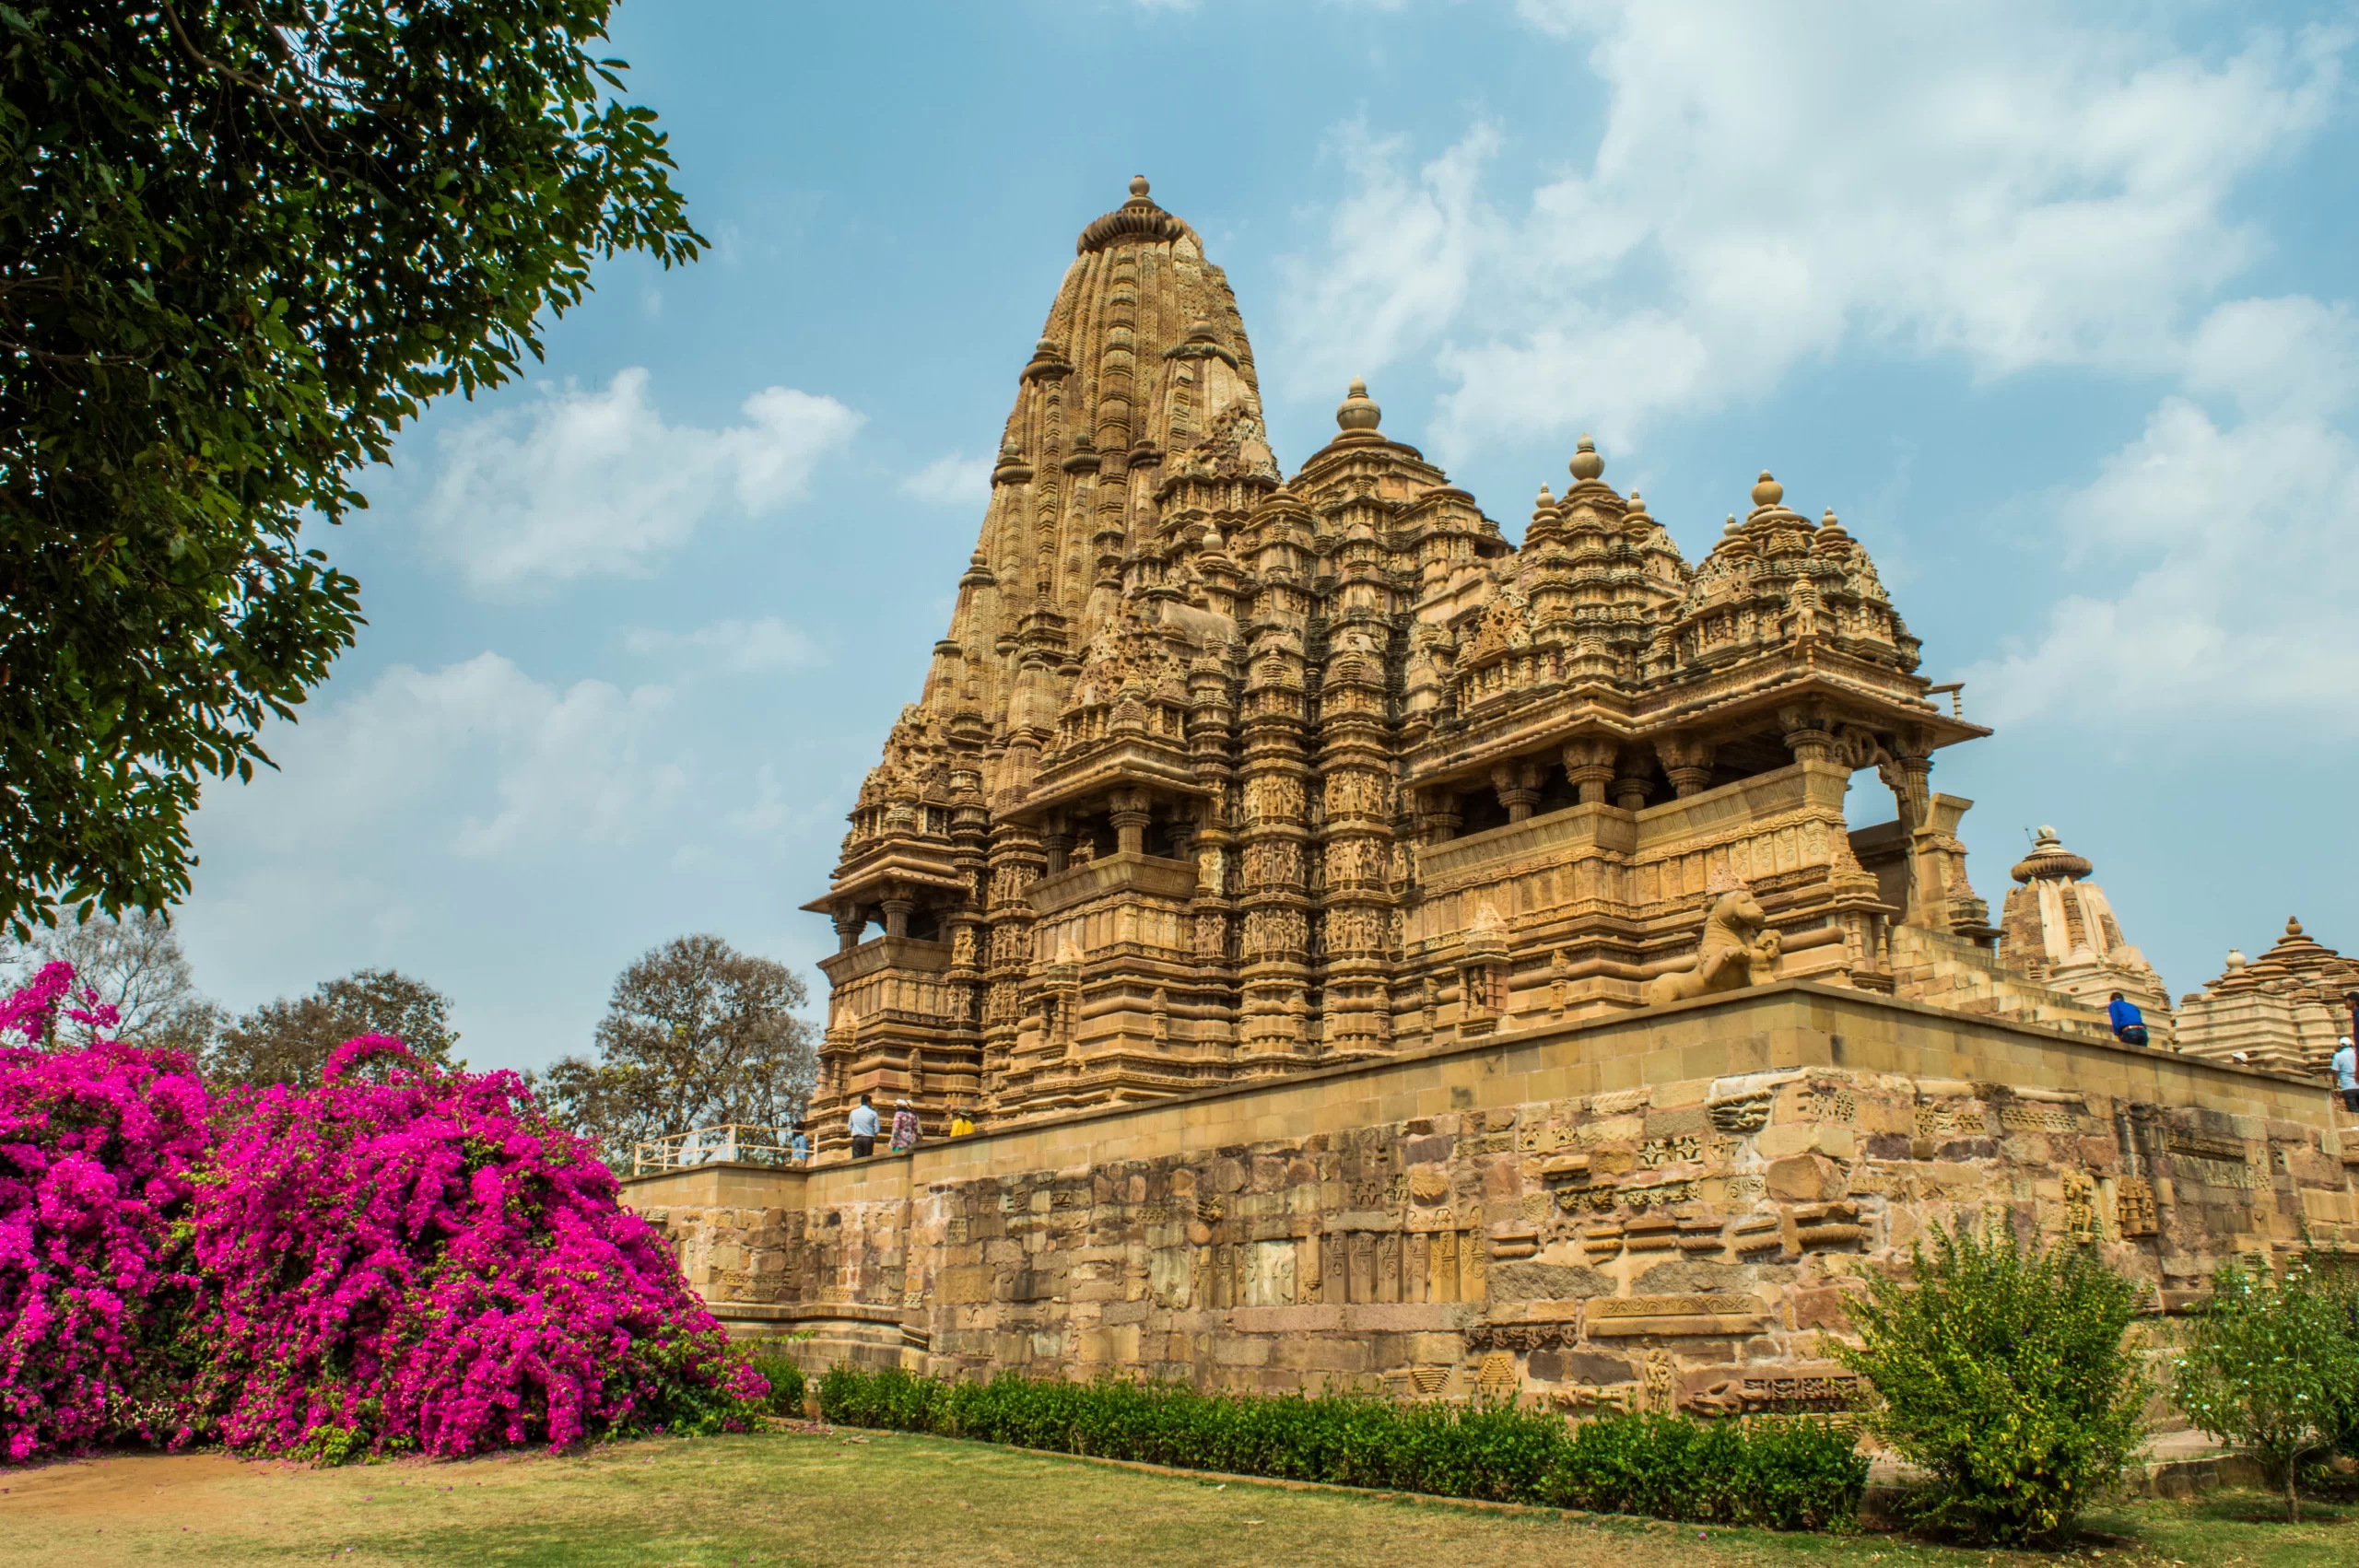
804 178 2044 1149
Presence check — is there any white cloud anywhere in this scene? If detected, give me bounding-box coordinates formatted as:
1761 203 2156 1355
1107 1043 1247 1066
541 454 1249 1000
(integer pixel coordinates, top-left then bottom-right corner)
1969 296 2359 736
202 653 688 859
624 616 822 673
1282 3 2343 454
899 452 994 507
424 369 862 591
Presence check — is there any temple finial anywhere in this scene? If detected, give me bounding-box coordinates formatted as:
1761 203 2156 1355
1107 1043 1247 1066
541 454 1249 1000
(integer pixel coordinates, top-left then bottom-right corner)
1568 434 1604 484
1336 378 1381 432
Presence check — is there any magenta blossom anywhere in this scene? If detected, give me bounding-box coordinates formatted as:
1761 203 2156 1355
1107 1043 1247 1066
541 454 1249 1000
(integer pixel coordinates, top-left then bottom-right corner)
188 1036 764 1457
0 966 763 1466
0 1009 210 1461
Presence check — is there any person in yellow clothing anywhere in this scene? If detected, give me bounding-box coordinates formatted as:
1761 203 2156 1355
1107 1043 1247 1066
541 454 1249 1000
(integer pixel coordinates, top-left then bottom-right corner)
949 1107 976 1138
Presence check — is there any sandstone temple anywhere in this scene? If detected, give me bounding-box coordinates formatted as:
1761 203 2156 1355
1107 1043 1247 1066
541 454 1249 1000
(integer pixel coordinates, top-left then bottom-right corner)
626 181 2359 1415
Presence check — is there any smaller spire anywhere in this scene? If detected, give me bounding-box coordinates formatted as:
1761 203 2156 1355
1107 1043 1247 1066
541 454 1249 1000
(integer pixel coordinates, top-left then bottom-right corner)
1527 483 1562 542
1130 174 1150 198
1568 434 1604 485
2011 825 2094 884
1723 513 1742 536
1335 377 1381 433
1625 490 1651 522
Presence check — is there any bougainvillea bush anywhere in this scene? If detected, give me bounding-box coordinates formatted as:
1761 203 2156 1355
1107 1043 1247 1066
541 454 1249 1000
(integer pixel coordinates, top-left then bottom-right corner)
0 968 764 1466
0 963 212 1461
190 1036 764 1459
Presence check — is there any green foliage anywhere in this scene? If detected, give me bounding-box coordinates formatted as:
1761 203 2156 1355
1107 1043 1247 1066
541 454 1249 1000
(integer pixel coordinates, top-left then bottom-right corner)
535 934 817 1169
205 966 460 1087
743 1346 808 1417
2171 1256 2359 1522
0 2 701 936
815 1364 1866 1530
1833 1216 2151 1545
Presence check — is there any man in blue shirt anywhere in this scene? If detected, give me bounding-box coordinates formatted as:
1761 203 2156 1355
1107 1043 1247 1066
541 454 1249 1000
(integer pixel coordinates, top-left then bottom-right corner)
2333 1036 2358 1115
2107 992 2150 1047
848 1094 880 1158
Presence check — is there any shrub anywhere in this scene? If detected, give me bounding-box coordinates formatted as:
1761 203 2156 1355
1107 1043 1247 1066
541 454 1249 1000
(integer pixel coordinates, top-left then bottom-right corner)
2171 1256 2359 1523
0 965 212 1460
1833 1217 2149 1545
744 1345 808 1416
185 1036 767 1458
1 959 772 1465
816 1364 1866 1530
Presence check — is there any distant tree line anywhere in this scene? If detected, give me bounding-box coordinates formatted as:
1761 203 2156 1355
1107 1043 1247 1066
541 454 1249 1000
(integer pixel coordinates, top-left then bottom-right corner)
3 917 813 1166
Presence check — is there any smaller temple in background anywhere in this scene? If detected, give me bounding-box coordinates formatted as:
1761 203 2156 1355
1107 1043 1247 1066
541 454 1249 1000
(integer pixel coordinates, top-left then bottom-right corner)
2177 918 2359 1075
1997 825 2174 1047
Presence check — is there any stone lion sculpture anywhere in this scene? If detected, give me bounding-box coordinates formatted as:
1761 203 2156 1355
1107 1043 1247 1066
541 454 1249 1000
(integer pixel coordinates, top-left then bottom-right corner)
1644 888 1781 1006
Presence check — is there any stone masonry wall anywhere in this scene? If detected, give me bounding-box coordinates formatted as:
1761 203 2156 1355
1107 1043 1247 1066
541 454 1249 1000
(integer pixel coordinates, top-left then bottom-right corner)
625 984 2359 1420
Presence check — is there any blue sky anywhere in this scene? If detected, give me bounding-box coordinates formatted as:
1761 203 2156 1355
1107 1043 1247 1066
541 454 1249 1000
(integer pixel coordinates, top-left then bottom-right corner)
176 0 2359 1072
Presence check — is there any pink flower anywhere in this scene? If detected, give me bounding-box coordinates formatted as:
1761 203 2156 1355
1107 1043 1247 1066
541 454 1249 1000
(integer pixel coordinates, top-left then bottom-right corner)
0 965 759 1465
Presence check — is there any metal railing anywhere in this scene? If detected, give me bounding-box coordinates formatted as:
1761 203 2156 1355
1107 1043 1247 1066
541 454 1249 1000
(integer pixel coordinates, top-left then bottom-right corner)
632 1123 805 1176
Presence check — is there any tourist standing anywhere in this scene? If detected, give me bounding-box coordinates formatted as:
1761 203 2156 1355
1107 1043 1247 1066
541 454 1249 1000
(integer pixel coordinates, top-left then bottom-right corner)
2333 1036 2358 1114
950 1106 976 1138
790 1122 810 1164
848 1094 880 1158
2106 991 2149 1047
891 1097 921 1153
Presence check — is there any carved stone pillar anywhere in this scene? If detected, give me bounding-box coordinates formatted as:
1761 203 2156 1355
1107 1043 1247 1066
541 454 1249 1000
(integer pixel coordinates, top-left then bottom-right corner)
1777 704 1836 766
1611 754 1653 813
1416 787 1462 845
1879 738 1934 832
980 819 1045 1115
1655 733 1717 798
1491 759 1543 823
1041 811 1074 876
1109 788 1153 856
1562 738 1618 806
832 905 866 953
1237 630 1312 1068
880 888 914 941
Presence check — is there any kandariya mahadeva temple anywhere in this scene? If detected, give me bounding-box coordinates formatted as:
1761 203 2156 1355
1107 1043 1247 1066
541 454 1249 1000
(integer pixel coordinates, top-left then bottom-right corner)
623 181 2359 1416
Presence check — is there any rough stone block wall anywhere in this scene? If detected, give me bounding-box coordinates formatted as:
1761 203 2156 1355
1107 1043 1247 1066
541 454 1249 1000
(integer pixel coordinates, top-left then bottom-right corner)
625 984 2359 1418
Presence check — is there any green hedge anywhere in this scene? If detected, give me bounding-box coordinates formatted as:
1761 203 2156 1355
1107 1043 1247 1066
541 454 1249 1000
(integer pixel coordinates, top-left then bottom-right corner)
816 1364 1865 1530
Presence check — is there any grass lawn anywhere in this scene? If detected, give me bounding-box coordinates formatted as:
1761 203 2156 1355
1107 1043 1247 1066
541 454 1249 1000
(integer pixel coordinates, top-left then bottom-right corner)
0 1429 2349 1567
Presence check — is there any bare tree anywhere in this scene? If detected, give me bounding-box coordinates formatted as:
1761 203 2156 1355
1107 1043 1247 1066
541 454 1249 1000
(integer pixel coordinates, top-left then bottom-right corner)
206 968 460 1087
5 909 220 1053
535 934 817 1170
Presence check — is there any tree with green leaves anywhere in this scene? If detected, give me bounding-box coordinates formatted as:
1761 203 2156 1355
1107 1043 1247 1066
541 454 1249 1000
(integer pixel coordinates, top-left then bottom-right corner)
4 907 219 1051
535 934 817 1172
2172 1256 2359 1522
1832 1217 2151 1545
205 966 458 1086
0 2 700 938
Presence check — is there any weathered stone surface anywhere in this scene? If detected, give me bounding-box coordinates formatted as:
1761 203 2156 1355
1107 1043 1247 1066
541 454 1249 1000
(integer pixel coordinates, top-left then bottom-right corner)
626 986 2356 1429
1632 1260 1756 1294
1766 1153 1843 1201
1488 1263 1614 1304
1529 1349 1637 1386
